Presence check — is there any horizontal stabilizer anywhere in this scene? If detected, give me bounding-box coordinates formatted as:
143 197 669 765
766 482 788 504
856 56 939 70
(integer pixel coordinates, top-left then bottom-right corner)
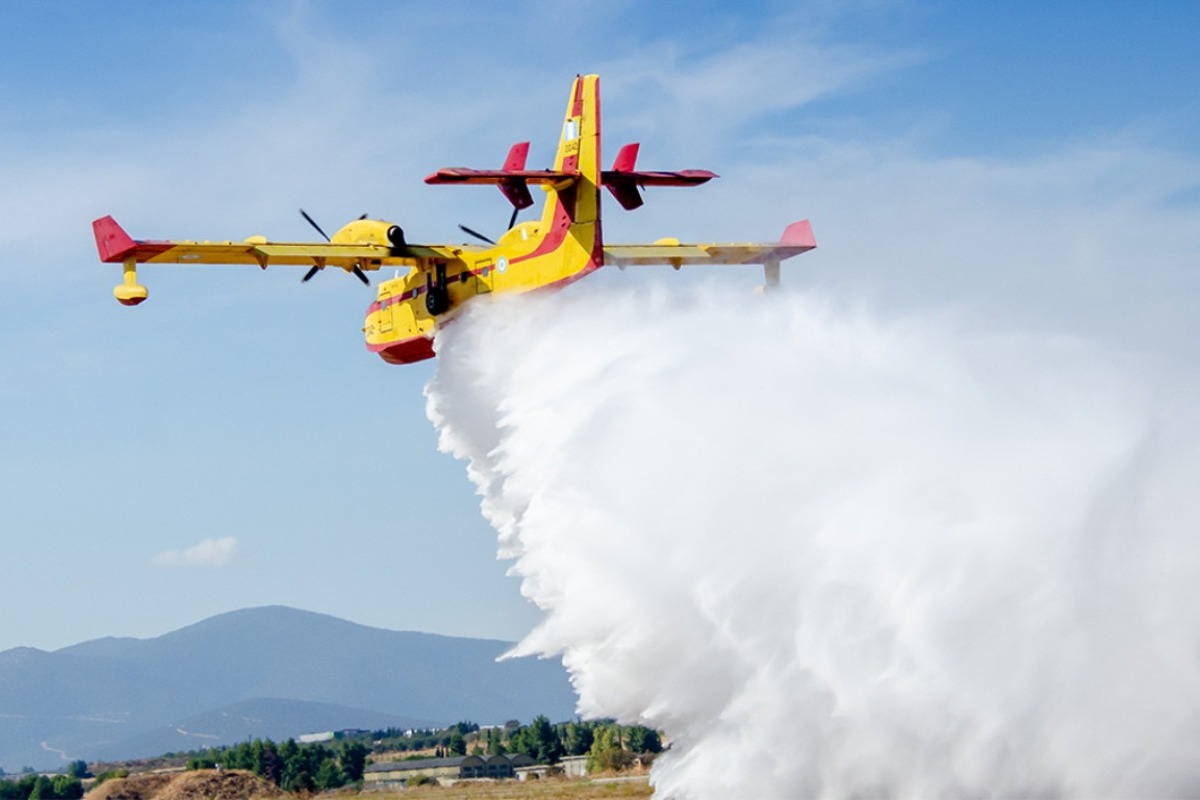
425 142 580 210
601 143 717 210
424 168 578 185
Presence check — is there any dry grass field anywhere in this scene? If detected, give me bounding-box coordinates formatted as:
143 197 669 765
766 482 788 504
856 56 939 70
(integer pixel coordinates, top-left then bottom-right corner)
84 770 282 800
374 775 652 799
83 769 652 800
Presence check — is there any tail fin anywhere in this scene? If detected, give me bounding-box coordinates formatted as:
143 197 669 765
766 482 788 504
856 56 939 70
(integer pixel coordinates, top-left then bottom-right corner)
498 142 534 210
503 141 530 170
611 142 639 172
542 74 601 226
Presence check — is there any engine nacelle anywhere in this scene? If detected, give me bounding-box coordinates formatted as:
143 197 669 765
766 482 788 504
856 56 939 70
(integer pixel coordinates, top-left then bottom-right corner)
331 219 405 250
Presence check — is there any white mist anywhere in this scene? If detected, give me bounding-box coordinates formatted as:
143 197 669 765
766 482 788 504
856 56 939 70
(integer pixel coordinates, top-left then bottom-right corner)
426 284 1200 799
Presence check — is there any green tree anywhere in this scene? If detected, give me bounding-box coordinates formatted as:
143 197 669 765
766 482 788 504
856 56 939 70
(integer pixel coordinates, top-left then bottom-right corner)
447 730 466 756
313 760 344 791
485 727 506 755
625 725 663 754
26 777 54 800
261 739 282 786
587 724 634 773
65 762 89 781
286 770 314 794
186 755 216 771
91 769 128 789
278 739 300 789
51 776 83 800
513 715 564 764
340 741 369 783
562 722 594 756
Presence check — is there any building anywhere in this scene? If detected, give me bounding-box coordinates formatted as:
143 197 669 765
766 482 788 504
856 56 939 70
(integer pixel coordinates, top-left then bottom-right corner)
297 728 370 744
363 753 538 787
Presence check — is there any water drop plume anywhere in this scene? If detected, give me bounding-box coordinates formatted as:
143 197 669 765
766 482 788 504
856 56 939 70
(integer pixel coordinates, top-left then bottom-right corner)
425 283 1200 799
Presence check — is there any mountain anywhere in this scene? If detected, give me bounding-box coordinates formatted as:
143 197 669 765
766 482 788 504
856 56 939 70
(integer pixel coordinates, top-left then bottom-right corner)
92 698 435 763
0 606 576 772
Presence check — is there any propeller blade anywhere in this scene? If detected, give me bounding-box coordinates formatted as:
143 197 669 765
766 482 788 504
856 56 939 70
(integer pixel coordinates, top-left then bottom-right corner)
352 265 370 286
458 224 495 245
299 208 331 242
301 265 321 283
508 206 519 231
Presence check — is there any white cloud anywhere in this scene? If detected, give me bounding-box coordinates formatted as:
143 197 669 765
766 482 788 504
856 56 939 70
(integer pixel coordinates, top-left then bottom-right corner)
151 537 241 569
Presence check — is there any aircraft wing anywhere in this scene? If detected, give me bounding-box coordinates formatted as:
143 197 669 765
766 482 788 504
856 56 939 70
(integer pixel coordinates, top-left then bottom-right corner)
604 220 816 267
93 216 461 270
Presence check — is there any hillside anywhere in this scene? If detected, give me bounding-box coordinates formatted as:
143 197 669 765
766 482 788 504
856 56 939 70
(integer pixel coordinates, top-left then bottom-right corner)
0 606 575 771
85 769 282 800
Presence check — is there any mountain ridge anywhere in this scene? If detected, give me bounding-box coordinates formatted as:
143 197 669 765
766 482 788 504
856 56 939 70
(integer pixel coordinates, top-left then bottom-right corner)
0 606 574 772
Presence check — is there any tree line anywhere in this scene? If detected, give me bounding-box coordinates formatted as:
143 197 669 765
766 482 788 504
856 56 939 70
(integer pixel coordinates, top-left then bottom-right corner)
185 738 368 793
371 716 662 770
173 714 663 784
0 775 83 800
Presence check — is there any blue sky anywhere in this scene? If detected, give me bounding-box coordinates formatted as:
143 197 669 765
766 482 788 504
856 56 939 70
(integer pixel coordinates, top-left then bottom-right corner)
0 0 1197 653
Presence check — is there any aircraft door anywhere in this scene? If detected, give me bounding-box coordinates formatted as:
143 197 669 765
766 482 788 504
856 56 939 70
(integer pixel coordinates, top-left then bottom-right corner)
474 259 493 294
375 287 394 334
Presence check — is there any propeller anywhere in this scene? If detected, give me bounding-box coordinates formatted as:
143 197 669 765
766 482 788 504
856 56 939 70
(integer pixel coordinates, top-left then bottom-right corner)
300 208 331 242
298 208 370 286
458 207 521 247
458 224 495 245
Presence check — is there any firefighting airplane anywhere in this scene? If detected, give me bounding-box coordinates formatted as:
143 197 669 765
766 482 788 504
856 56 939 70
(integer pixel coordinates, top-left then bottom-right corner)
93 74 816 365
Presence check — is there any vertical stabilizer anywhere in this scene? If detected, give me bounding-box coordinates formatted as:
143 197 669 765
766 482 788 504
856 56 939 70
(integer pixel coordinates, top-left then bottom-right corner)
541 74 601 228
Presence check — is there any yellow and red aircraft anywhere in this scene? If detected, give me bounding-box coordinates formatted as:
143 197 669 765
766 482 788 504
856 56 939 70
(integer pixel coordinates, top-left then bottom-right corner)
93 74 816 365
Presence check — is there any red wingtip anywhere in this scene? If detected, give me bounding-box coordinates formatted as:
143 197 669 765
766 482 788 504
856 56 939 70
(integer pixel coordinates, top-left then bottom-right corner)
92 215 137 262
780 220 816 249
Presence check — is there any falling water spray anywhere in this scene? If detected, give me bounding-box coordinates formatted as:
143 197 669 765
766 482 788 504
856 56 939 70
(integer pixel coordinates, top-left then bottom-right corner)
426 283 1200 799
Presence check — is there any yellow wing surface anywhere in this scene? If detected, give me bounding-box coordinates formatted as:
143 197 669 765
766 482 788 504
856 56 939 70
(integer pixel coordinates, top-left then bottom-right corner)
603 220 816 286
93 215 476 305
93 215 466 269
